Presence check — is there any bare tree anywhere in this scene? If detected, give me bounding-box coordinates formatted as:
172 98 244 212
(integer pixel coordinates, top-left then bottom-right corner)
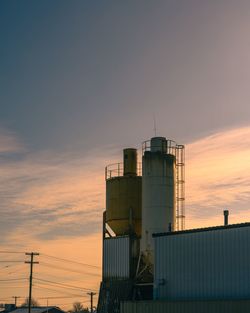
72 302 83 313
21 298 39 307
69 302 90 313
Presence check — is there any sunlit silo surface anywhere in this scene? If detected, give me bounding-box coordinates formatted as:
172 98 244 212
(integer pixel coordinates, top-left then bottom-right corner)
141 137 177 257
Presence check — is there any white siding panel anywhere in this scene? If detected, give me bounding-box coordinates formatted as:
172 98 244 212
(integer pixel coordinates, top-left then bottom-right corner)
154 225 250 300
103 236 130 279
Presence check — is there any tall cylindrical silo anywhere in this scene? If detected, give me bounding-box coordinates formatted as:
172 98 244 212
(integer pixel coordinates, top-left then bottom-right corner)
141 137 176 259
106 148 142 237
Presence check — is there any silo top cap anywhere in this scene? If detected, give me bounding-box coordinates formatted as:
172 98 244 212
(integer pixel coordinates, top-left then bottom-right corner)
150 137 167 153
123 148 137 152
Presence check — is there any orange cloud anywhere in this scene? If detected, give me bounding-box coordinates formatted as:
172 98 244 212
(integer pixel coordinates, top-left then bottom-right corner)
186 126 250 228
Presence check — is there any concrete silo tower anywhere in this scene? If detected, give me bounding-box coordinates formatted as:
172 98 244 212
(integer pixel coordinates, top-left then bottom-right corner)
141 137 185 261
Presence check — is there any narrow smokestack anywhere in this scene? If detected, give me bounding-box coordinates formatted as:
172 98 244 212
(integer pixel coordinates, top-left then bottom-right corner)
123 148 137 177
224 210 229 226
168 222 172 232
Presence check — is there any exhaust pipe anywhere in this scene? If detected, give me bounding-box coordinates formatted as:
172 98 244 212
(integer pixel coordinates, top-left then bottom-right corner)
223 210 229 226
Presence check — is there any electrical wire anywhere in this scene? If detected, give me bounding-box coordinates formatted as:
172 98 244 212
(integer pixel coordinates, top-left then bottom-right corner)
0 298 26 301
40 254 101 269
7 265 26 275
33 285 85 298
39 262 100 277
0 285 27 288
0 251 25 254
0 261 24 263
35 275 99 288
35 296 88 300
46 301 89 306
0 264 26 276
33 278 97 292
0 263 21 271
0 278 27 282
0 252 100 306
33 273 82 284
33 281 85 293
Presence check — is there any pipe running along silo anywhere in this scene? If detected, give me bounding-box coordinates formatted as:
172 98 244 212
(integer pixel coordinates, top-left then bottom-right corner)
141 137 178 261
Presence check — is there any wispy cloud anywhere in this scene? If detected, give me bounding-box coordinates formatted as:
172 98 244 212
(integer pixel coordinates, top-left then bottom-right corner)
1 126 250 245
0 129 120 245
186 126 250 228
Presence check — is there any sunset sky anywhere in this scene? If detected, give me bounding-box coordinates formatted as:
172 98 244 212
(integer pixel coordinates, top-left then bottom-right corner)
1 0 250 310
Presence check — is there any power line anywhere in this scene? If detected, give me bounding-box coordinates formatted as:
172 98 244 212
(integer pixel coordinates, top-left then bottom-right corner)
32 272 76 283
37 300 90 307
39 262 100 277
0 278 27 282
34 281 86 294
0 263 24 271
41 301 88 306
0 298 22 302
40 254 101 269
33 278 97 292
7 266 26 275
0 278 28 286
0 251 25 254
0 264 26 276
36 296 88 300
0 261 24 263
33 285 85 298
34 276 100 291
0 285 27 288
48 300 89 306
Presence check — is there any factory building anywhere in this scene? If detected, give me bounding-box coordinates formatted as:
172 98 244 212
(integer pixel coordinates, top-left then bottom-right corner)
97 136 250 313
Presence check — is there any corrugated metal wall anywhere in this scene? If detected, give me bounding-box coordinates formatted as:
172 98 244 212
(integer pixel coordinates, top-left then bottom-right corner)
103 236 130 279
154 225 250 300
121 299 250 313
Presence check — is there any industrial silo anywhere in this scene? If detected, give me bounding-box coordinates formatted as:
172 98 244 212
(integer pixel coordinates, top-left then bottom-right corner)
102 148 142 280
97 138 185 313
105 148 142 237
97 149 142 313
141 137 185 261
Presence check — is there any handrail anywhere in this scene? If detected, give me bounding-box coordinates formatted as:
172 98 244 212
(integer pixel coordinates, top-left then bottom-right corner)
105 162 142 180
142 139 178 154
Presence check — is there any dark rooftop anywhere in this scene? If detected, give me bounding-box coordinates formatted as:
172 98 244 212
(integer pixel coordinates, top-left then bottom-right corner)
153 222 250 237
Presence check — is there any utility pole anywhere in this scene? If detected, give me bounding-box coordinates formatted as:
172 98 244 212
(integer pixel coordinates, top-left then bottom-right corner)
25 252 39 313
87 292 96 313
12 296 20 306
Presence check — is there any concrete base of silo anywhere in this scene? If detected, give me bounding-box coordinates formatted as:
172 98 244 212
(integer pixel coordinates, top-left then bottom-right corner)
97 280 134 313
97 280 153 313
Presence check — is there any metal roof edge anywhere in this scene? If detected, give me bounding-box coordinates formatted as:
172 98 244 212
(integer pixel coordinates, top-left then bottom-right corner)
152 222 250 238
